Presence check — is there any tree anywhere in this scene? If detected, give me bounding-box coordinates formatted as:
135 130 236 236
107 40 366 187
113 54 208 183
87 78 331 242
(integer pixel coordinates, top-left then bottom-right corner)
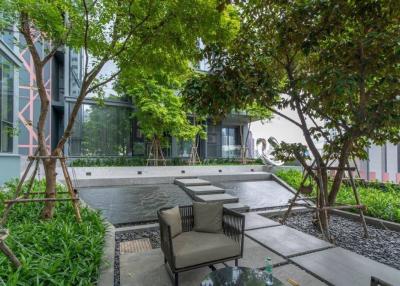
183 0 400 238
1 0 239 219
121 77 205 165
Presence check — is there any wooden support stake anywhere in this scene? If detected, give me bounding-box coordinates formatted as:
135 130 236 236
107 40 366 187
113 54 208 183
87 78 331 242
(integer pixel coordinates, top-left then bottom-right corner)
0 229 21 268
60 156 82 223
23 158 40 199
5 198 79 204
346 160 369 238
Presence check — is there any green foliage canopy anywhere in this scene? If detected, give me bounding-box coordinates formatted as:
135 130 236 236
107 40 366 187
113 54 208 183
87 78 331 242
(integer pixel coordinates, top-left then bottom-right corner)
183 0 400 205
128 79 205 143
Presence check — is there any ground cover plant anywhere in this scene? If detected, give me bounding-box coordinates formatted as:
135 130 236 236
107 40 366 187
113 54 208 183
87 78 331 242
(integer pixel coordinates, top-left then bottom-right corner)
276 169 400 223
0 180 106 285
70 157 263 167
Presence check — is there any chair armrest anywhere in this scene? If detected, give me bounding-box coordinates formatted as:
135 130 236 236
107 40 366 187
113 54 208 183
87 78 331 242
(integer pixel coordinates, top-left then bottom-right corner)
222 208 245 256
179 205 194 232
157 210 175 268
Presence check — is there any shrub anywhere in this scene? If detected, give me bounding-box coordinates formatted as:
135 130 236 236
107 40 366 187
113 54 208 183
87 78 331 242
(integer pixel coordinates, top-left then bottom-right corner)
70 156 263 167
275 169 400 223
0 180 106 285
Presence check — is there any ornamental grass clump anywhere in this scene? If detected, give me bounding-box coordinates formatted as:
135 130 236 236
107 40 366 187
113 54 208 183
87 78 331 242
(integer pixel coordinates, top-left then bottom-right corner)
0 179 106 285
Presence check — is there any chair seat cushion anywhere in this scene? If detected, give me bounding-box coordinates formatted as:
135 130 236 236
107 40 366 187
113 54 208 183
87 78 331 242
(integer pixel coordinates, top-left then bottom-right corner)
172 231 240 268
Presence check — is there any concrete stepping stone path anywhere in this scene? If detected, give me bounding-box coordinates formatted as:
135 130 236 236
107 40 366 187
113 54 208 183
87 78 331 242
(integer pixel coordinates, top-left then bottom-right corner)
291 247 400 286
246 225 333 257
274 264 328 286
244 213 280 230
174 178 211 187
224 237 287 268
196 193 239 204
223 203 250 212
184 185 225 196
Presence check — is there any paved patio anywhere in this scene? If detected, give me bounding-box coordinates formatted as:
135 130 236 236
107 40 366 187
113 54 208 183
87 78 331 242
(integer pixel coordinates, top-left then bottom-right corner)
116 212 400 286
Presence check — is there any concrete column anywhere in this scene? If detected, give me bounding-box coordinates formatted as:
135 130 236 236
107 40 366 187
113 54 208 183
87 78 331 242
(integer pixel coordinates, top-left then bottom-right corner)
386 143 397 183
368 144 382 181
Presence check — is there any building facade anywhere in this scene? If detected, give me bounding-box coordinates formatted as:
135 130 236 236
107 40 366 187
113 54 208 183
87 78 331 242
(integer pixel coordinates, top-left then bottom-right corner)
357 143 400 184
0 28 254 184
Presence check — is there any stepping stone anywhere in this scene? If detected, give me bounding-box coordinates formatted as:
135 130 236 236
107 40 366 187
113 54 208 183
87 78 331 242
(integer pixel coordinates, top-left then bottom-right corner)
244 213 280 230
225 237 287 268
274 264 327 286
291 247 400 286
195 194 239 204
174 178 211 187
223 203 250 212
246 225 332 257
185 185 225 196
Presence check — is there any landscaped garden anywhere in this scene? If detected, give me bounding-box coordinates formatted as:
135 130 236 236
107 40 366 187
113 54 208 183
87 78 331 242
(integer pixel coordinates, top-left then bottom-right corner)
0 180 106 285
276 169 400 223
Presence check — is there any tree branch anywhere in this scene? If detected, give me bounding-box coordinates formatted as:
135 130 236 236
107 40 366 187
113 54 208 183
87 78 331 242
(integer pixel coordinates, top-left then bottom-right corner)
85 70 121 95
264 106 302 128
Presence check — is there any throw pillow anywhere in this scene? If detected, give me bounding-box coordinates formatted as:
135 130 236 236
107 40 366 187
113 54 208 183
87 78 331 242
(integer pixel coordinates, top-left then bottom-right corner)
161 206 182 238
193 202 223 233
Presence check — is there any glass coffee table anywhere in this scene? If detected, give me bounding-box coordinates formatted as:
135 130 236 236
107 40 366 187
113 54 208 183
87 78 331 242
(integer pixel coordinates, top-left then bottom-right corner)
200 266 285 286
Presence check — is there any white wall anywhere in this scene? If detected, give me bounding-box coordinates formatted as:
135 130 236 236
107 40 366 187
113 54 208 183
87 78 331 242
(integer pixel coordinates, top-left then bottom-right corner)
250 108 325 153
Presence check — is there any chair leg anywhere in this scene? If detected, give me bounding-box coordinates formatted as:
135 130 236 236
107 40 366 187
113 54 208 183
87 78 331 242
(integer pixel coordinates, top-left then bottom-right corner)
164 256 167 264
235 259 238 266
174 272 179 286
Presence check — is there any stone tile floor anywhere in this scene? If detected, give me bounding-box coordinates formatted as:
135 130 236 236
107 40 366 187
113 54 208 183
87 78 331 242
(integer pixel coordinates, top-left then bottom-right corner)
116 212 400 286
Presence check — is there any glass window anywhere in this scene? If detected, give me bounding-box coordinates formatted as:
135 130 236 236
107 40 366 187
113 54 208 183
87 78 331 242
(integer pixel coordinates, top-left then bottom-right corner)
221 126 241 158
177 140 192 158
0 52 14 153
68 103 133 156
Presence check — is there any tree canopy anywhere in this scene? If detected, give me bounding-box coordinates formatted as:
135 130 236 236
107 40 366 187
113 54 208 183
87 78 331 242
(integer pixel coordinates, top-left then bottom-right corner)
0 0 239 218
182 0 400 235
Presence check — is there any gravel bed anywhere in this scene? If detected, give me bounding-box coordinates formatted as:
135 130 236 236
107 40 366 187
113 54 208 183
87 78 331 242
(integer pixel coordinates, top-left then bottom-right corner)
272 212 400 270
114 227 161 286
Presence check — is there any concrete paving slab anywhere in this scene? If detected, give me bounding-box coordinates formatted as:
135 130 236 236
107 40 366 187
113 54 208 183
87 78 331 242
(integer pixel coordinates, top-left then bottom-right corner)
244 212 280 230
223 203 250 212
225 237 287 268
196 193 239 204
291 247 400 286
246 225 332 257
120 249 213 286
174 178 211 187
274 264 327 286
184 185 225 195
120 249 171 286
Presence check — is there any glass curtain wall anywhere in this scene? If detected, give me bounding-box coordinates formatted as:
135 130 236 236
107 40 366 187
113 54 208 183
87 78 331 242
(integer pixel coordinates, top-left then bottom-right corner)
68 103 132 156
221 126 240 158
0 53 14 153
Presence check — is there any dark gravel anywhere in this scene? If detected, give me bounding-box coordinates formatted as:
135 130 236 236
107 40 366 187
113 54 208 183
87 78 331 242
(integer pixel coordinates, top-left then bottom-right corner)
272 212 400 270
114 227 161 286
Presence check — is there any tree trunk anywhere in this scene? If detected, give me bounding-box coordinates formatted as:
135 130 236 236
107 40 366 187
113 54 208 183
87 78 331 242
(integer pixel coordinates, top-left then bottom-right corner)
328 140 352 205
20 13 57 219
41 159 57 219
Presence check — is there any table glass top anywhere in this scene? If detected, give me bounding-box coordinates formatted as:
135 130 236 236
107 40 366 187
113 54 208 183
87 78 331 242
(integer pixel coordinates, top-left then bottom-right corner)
200 267 285 286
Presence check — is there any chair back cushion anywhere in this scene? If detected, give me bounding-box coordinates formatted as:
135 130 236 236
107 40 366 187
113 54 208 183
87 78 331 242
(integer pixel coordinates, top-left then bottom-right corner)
160 206 182 238
193 202 223 233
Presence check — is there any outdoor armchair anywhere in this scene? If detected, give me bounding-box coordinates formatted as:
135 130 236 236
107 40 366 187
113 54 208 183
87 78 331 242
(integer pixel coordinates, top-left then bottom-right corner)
158 205 245 286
